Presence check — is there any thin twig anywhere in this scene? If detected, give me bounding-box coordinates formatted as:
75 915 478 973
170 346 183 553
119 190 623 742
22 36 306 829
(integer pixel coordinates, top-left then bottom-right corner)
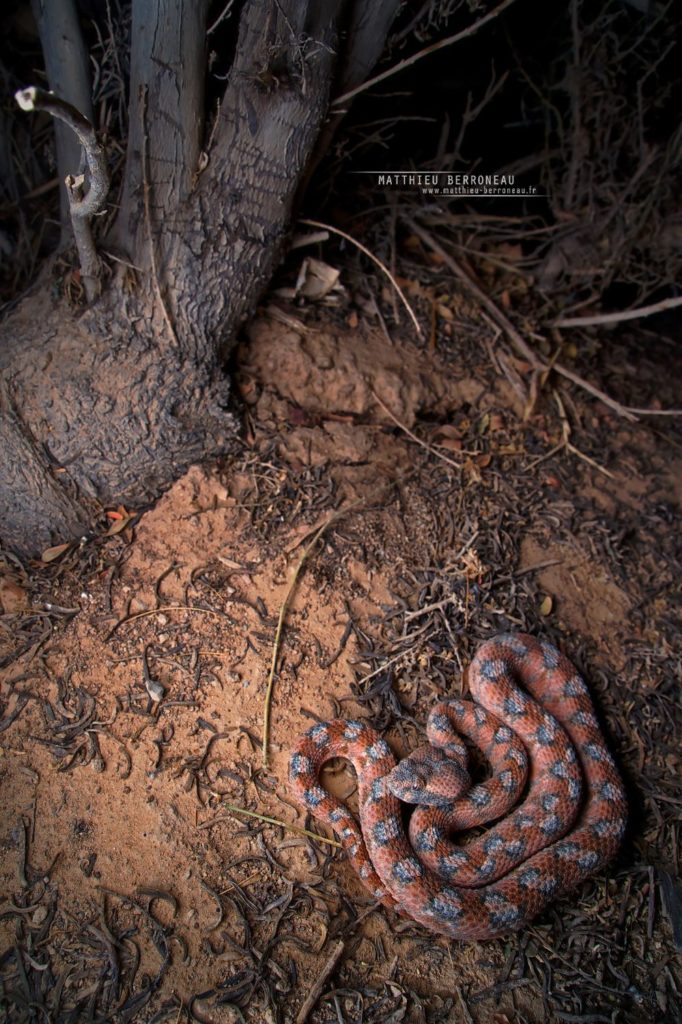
404 216 680 421
550 363 639 423
207 0 236 35
404 595 462 622
197 804 342 848
262 496 373 769
402 215 541 368
295 940 345 1024
616 405 682 417
553 294 682 328
106 605 233 639
372 389 468 471
455 986 475 1024
527 391 615 479
352 646 423 690
332 0 520 107
299 218 422 337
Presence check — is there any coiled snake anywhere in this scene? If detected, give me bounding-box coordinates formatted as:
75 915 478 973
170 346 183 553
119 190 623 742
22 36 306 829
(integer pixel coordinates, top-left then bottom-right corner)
289 633 627 940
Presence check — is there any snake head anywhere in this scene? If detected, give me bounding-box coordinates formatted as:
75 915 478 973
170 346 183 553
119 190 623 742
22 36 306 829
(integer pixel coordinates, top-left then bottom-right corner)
386 744 471 807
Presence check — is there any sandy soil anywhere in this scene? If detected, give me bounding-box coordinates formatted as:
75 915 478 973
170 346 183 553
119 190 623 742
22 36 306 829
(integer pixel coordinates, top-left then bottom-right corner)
1 305 680 1023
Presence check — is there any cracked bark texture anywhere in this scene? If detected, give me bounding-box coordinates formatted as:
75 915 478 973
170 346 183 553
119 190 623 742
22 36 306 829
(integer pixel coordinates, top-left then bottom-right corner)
0 0 401 556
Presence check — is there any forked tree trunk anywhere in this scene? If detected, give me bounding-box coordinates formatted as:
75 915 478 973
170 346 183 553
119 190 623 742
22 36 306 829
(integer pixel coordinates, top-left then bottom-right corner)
0 0 400 556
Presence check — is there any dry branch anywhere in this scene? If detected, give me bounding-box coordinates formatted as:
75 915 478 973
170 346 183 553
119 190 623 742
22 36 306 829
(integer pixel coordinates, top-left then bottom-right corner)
333 0 520 107
15 86 109 302
553 295 682 328
404 216 681 423
262 502 364 770
295 940 345 1023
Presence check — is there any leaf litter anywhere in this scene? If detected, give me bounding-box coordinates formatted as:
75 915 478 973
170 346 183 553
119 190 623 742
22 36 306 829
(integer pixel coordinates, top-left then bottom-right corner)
0 306 680 1023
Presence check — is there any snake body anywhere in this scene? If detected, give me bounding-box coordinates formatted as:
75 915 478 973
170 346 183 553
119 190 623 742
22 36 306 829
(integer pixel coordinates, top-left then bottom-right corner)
289 633 627 940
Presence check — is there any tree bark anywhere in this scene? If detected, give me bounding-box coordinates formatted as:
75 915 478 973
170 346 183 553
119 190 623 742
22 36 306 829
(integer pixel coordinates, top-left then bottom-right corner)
31 0 94 238
0 378 93 549
0 0 402 557
113 0 209 265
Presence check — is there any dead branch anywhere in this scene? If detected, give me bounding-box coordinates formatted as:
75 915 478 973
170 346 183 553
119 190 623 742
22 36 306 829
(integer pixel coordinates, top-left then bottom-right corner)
536 0 680 302
332 0 520 107
404 216 681 423
553 294 682 328
15 87 109 302
550 363 638 423
295 940 345 1023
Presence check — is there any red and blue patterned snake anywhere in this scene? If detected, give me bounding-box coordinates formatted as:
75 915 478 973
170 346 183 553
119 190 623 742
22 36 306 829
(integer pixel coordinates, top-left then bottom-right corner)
289 633 627 940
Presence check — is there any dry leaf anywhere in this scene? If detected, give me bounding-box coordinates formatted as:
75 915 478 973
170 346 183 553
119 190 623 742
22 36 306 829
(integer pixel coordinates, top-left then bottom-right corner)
144 674 166 703
476 453 492 468
494 243 523 262
105 515 133 536
461 548 486 579
0 577 29 613
295 257 341 301
218 556 247 571
41 543 70 563
433 424 462 441
437 438 463 453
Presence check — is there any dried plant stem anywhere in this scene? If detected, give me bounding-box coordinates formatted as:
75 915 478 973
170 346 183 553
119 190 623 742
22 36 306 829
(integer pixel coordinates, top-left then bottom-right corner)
527 391 614 479
402 215 540 368
332 0 520 107
198 803 341 848
404 216 681 421
372 389 472 471
553 294 682 328
262 498 370 770
295 940 345 1023
106 604 232 639
550 363 641 423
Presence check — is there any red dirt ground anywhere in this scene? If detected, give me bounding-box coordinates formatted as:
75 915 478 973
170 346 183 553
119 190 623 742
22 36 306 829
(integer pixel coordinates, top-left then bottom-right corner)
1 307 680 1023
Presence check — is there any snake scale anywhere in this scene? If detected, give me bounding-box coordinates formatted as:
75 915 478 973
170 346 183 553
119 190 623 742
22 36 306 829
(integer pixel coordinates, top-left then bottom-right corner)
289 633 627 940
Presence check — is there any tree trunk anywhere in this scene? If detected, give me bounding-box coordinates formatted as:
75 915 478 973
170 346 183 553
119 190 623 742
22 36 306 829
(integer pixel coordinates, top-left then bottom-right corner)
0 0 401 557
